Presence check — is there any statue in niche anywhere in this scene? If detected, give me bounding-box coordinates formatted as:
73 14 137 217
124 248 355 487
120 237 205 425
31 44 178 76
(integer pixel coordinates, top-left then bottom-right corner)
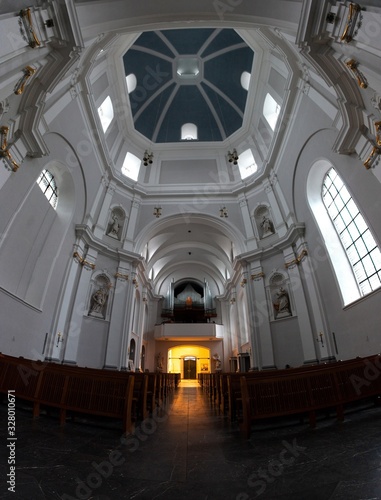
89 286 108 318
107 214 120 239
273 287 291 318
212 353 222 371
260 215 274 238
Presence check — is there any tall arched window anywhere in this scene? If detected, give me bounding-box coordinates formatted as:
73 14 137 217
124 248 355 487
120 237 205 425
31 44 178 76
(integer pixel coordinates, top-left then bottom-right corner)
322 168 381 296
36 169 58 209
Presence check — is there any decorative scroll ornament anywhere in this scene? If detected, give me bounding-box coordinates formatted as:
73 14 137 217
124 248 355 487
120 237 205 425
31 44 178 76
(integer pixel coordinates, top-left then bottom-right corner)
0 127 20 172
364 121 381 170
251 271 265 281
340 3 363 43
73 251 95 270
14 66 36 95
19 8 41 48
285 249 308 269
115 272 129 281
345 59 368 89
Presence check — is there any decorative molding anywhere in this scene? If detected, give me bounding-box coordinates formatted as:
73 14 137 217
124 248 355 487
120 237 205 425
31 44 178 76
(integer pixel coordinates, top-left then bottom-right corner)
285 249 308 269
115 272 129 281
345 59 368 89
19 8 41 48
73 251 95 270
14 66 37 95
340 3 363 43
0 127 20 172
364 121 381 169
251 272 265 281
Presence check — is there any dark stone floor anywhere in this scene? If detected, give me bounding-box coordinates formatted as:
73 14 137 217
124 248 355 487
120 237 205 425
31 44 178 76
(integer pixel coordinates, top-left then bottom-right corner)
1 380 381 499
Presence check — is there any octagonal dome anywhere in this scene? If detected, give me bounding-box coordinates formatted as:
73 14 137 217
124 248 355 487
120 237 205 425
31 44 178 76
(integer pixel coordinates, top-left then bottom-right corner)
123 28 254 143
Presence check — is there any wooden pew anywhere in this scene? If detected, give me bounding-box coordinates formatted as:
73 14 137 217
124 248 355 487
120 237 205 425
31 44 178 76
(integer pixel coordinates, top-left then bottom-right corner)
239 355 381 438
132 373 149 422
0 354 135 433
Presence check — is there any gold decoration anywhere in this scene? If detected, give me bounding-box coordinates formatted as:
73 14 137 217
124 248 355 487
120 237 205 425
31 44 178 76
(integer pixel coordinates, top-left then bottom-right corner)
364 121 381 169
285 249 308 269
115 272 129 281
0 127 19 172
340 3 362 43
345 59 368 89
73 251 95 270
251 272 265 281
14 66 36 95
19 8 41 48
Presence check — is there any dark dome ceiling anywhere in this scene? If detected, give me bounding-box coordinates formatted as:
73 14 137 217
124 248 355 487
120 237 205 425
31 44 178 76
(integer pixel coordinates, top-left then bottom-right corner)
123 28 254 144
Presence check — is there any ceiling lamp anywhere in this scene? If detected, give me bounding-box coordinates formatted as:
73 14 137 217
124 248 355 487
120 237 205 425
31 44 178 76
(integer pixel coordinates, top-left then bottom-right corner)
153 206 162 218
227 149 239 165
143 150 153 166
219 206 228 218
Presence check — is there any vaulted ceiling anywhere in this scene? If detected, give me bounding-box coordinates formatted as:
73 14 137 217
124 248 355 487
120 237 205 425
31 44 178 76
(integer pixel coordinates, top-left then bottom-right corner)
123 28 254 143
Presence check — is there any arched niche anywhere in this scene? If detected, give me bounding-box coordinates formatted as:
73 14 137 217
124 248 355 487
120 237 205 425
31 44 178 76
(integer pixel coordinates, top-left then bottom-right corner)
87 271 113 320
267 271 293 321
106 205 126 241
254 204 275 239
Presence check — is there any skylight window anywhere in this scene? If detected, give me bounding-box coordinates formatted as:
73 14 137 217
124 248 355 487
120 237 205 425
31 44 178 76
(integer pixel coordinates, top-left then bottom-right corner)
126 73 137 93
122 152 141 181
241 71 251 91
238 149 257 180
263 93 280 131
176 57 200 79
181 123 198 140
97 95 114 132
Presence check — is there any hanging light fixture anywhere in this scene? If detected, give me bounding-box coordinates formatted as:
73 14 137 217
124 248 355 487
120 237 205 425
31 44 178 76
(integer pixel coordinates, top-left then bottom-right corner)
219 206 228 218
227 148 239 165
143 150 154 166
153 206 162 218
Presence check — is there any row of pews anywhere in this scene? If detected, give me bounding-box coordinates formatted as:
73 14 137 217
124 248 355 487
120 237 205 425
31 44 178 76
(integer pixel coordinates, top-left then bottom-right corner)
199 354 381 438
0 353 180 433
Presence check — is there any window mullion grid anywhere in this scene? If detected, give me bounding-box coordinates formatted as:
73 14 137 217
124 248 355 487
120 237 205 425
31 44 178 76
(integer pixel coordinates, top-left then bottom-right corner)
322 167 381 298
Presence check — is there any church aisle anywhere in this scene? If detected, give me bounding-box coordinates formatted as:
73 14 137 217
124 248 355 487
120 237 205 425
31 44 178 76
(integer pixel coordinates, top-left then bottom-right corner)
1 383 381 499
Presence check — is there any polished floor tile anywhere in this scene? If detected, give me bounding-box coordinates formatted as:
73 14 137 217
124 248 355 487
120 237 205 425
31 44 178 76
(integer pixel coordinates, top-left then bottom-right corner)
1 381 381 499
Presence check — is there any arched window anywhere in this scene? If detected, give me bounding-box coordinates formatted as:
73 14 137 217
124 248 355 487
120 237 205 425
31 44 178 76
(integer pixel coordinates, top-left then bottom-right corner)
240 71 251 91
121 151 141 181
126 73 137 93
322 168 381 296
97 95 114 132
263 93 280 131
36 169 58 209
181 123 197 140
237 148 257 180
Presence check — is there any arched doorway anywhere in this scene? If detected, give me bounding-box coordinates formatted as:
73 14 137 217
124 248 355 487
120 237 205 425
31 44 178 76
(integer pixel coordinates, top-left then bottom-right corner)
167 345 211 379
129 338 136 370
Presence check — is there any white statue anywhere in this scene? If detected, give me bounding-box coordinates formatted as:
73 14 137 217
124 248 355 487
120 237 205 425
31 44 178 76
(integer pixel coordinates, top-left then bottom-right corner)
260 215 274 238
274 287 291 318
107 215 120 239
89 287 108 317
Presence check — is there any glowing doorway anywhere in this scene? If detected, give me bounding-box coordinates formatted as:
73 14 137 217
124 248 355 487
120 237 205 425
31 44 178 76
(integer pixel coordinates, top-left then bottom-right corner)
167 345 211 379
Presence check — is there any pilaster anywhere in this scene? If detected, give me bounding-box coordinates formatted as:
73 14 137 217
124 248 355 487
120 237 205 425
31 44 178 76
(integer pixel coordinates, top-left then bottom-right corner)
284 246 317 364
